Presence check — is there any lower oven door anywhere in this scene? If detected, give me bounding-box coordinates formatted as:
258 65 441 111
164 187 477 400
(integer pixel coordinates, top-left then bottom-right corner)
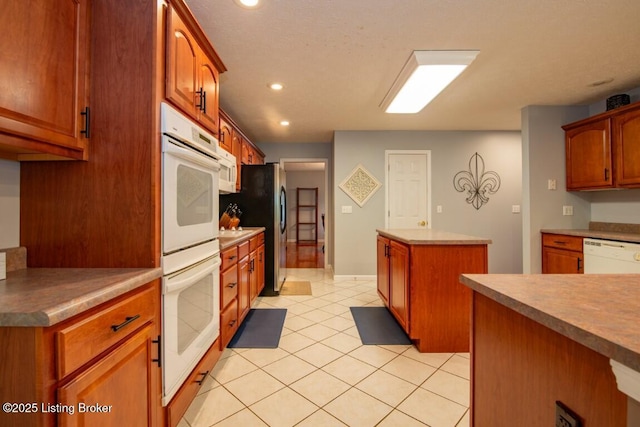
163 136 220 255
162 253 221 405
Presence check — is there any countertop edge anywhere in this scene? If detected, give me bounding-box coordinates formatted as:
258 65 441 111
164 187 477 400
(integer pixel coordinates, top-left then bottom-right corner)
0 268 163 328
541 229 640 243
219 227 266 249
460 274 640 372
377 229 492 245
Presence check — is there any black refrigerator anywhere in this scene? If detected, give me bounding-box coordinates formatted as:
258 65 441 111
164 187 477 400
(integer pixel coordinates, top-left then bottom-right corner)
220 163 287 296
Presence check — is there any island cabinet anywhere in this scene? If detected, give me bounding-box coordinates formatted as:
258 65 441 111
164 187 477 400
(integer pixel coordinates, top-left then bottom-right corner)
460 274 630 427
0 0 91 161
376 230 489 353
0 280 162 427
563 101 640 190
541 232 584 274
166 1 224 135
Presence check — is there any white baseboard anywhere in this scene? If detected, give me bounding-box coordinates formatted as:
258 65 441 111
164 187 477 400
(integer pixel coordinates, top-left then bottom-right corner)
333 274 377 281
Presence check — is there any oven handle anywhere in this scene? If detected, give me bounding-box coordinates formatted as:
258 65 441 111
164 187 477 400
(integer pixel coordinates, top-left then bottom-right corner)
164 138 220 171
164 255 221 294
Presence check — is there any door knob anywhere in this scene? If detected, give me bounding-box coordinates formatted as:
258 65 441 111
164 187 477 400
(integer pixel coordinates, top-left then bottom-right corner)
418 220 426 226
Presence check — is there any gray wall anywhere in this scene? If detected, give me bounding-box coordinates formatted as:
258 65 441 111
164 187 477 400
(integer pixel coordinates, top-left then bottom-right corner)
0 159 20 249
333 130 523 276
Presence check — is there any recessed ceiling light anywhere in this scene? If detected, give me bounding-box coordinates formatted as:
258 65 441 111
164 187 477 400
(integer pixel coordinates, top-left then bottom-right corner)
280 121 290 126
269 83 284 91
380 50 479 114
234 0 260 9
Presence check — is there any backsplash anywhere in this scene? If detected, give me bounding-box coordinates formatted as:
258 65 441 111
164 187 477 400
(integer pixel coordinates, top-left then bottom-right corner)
0 247 26 272
589 222 640 234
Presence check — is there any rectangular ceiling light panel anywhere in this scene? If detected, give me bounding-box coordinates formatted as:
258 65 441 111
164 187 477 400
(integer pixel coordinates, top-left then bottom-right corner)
381 50 480 114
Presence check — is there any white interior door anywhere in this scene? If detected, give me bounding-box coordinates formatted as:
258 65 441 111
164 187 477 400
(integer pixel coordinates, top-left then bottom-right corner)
386 151 430 229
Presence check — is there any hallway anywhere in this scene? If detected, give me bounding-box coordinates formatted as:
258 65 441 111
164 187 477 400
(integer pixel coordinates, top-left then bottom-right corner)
286 242 324 269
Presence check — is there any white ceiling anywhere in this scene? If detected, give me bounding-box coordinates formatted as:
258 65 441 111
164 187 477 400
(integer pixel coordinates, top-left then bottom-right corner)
186 0 640 144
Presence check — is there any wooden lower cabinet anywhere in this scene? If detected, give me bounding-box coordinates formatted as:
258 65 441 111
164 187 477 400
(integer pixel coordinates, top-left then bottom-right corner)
376 234 488 352
0 281 162 427
471 292 626 426
541 233 584 274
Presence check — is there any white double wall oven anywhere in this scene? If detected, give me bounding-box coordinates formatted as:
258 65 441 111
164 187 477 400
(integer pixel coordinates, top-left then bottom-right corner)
160 102 221 405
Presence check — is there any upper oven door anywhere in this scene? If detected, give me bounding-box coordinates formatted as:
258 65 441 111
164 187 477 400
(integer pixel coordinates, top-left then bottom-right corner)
163 136 220 255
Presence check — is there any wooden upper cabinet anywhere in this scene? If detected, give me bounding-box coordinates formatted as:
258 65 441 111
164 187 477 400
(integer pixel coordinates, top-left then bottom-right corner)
0 0 90 160
564 118 612 190
563 101 640 190
166 2 224 135
613 106 640 187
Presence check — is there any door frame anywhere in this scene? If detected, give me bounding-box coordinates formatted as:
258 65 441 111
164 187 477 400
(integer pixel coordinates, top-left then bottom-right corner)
384 150 432 229
280 158 330 270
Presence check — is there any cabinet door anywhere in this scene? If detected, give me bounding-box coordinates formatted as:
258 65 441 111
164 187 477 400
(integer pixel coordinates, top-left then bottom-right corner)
542 247 583 274
257 244 265 295
238 256 251 322
249 249 258 303
219 117 233 153
389 241 410 332
166 6 198 119
376 236 390 306
613 107 640 187
58 324 156 427
0 0 90 159
197 57 219 134
565 119 613 190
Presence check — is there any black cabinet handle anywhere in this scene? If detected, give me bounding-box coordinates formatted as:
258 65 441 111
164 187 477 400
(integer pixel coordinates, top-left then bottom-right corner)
152 335 161 367
195 370 209 386
604 168 609 181
80 107 90 138
228 255 236 260
229 319 237 327
111 314 140 332
577 257 582 272
553 240 567 245
226 282 237 288
195 88 206 112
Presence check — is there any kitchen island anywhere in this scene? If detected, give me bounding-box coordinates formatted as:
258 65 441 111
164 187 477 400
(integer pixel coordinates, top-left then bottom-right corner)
376 229 490 352
460 273 640 427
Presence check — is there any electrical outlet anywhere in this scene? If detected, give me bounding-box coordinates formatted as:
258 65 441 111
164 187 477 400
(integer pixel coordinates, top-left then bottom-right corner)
555 401 581 427
436 205 442 213
562 205 574 216
548 179 557 190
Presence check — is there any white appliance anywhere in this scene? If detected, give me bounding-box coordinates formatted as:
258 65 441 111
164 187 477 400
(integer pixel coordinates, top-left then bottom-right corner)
583 238 640 273
161 102 221 405
215 147 237 194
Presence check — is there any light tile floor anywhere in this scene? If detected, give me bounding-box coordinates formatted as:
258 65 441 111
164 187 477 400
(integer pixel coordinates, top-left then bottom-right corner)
179 268 470 427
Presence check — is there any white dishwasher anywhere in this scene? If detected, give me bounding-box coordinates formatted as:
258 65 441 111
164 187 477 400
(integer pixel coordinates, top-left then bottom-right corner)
583 238 640 273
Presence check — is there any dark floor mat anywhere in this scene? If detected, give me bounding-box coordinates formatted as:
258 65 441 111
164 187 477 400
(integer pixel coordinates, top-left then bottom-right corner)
227 308 287 348
350 306 411 345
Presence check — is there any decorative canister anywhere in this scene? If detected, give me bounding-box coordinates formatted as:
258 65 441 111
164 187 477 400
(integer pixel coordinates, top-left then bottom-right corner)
606 94 630 111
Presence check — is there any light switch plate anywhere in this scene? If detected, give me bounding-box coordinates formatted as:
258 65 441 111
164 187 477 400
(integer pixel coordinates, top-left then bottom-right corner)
341 205 353 214
562 205 574 216
512 205 521 213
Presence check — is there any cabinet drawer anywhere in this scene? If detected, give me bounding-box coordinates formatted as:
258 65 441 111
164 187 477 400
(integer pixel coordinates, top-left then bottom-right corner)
221 246 238 271
250 235 260 251
167 339 221 427
220 298 239 349
238 241 249 260
542 234 583 252
56 286 156 379
221 264 239 309
257 232 265 246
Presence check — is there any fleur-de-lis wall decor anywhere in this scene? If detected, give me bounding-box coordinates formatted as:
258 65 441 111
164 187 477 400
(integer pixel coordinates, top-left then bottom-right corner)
453 152 501 210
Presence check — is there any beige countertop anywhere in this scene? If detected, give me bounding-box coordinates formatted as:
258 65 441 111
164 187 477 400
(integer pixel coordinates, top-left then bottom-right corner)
219 227 265 249
541 228 640 243
460 273 640 372
377 228 492 245
0 267 162 327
